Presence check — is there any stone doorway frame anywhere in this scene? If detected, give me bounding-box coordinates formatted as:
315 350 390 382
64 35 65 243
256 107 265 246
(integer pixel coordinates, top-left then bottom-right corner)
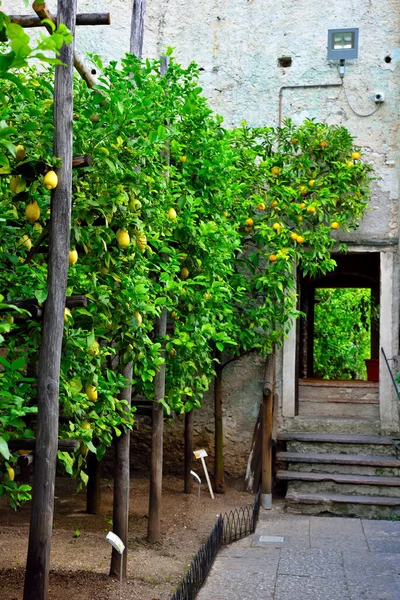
281 246 399 431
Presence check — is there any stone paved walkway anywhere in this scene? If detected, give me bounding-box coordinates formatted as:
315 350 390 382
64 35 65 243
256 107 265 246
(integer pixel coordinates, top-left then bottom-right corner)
197 511 400 600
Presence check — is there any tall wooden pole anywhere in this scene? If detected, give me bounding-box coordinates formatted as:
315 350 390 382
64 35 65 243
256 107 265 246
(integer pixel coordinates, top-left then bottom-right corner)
184 409 193 494
148 308 167 542
130 0 147 58
23 2 76 598
110 362 133 579
214 350 225 493
261 353 275 510
86 450 101 514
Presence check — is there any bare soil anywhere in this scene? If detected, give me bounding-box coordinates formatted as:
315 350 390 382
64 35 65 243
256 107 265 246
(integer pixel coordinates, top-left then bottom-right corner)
0 474 252 599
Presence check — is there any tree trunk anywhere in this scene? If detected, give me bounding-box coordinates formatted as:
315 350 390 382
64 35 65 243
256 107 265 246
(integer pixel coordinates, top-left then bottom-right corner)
110 362 133 580
23 3 76 599
148 309 167 542
214 351 225 494
86 451 101 515
184 410 193 494
261 353 275 510
130 0 147 58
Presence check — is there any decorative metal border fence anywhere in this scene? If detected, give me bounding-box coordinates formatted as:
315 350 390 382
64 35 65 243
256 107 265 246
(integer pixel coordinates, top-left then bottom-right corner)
171 487 261 600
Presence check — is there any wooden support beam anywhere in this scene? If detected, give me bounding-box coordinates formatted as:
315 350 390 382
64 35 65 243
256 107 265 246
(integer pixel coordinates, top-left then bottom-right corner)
130 0 147 58
10 12 111 28
6 295 87 321
72 154 92 168
214 350 225 494
32 1 96 89
110 362 133 580
23 3 77 598
86 451 101 515
261 353 275 510
8 439 78 452
184 410 193 494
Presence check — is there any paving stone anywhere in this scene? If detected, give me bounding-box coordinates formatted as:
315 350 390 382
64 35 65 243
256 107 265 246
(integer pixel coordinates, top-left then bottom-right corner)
362 519 400 553
343 550 400 599
275 574 350 600
278 548 343 578
256 515 310 548
213 554 279 574
310 516 369 551
197 569 276 600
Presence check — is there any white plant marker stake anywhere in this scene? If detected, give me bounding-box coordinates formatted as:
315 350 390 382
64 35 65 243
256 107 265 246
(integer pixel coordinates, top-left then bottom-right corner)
193 449 214 499
106 531 125 600
190 470 202 501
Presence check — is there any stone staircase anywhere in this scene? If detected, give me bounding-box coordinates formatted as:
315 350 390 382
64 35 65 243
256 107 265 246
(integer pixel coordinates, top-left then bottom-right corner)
298 379 380 419
276 432 400 518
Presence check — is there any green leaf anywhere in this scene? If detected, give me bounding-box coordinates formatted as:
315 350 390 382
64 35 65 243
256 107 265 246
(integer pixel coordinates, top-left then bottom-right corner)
0 437 10 460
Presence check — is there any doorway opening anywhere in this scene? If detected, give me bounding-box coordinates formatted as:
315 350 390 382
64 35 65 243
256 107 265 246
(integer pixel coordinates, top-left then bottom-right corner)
313 288 374 380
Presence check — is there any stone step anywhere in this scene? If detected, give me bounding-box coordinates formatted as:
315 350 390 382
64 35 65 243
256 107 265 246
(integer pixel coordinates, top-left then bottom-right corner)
286 491 400 507
299 380 379 402
285 441 395 456
298 401 379 419
277 470 400 486
278 433 395 444
277 452 400 468
281 417 382 435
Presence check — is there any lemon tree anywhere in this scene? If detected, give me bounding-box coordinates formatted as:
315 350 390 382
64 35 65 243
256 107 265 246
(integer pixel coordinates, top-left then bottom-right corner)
0 51 372 505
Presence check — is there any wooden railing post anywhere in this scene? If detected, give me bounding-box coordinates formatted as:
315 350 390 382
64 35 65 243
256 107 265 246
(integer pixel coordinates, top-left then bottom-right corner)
184 409 193 494
261 352 275 510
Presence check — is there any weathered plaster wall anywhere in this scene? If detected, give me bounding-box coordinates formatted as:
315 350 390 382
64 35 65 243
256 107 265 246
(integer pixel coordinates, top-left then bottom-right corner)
4 0 400 468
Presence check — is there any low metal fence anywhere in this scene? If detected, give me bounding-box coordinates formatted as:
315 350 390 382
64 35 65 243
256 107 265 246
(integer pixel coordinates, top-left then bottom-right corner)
171 487 261 600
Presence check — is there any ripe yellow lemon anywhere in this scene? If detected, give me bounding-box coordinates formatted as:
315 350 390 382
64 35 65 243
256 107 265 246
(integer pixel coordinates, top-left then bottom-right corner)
43 170 58 190
308 179 316 187
331 222 340 230
82 420 91 430
86 384 98 402
88 340 100 356
291 232 298 241
33 222 42 234
133 311 143 326
270 166 280 175
25 201 40 223
272 222 281 231
167 207 177 220
169 348 177 358
181 267 189 280
179 156 187 163
203 293 212 300
269 254 277 262
64 308 72 324
270 200 278 208
307 206 316 214
10 175 26 194
171 311 179 320
129 198 142 212
222 211 228 217
257 203 266 211
299 185 308 195
291 138 298 145
20 235 32 250
296 235 304 243
300 202 306 209
346 161 354 168
6 467 15 481
245 218 254 227
69 249 78 265
319 141 327 148
116 228 130 248
351 151 360 161
136 232 147 253
15 144 26 161
297 216 303 222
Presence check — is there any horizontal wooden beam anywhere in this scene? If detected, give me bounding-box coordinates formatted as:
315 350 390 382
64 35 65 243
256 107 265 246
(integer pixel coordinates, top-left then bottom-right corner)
5 295 87 320
8 439 79 452
72 154 92 169
9 12 111 28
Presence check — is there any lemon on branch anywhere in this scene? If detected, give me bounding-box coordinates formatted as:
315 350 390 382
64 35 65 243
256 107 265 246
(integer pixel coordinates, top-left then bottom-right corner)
25 201 40 223
116 228 130 248
68 249 78 265
43 170 58 190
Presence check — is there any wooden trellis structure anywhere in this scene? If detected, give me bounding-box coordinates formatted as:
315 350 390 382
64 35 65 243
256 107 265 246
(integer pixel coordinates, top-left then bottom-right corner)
6 3 110 599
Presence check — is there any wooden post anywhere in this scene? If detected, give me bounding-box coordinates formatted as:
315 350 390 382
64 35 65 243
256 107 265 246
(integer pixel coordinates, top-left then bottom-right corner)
214 350 225 494
261 353 275 510
130 0 147 58
86 451 101 515
23 2 76 599
110 362 133 579
148 56 169 542
148 309 167 542
10 13 111 27
184 410 193 494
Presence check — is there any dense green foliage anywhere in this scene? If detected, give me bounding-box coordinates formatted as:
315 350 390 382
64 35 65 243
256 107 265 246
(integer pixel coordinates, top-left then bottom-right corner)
314 288 372 380
0 47 372 505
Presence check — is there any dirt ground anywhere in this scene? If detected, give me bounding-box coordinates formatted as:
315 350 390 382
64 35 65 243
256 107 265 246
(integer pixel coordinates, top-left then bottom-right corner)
0 474 253 600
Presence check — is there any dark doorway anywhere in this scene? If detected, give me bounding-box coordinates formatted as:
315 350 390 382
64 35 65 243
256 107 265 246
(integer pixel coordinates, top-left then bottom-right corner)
298 253 380 380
